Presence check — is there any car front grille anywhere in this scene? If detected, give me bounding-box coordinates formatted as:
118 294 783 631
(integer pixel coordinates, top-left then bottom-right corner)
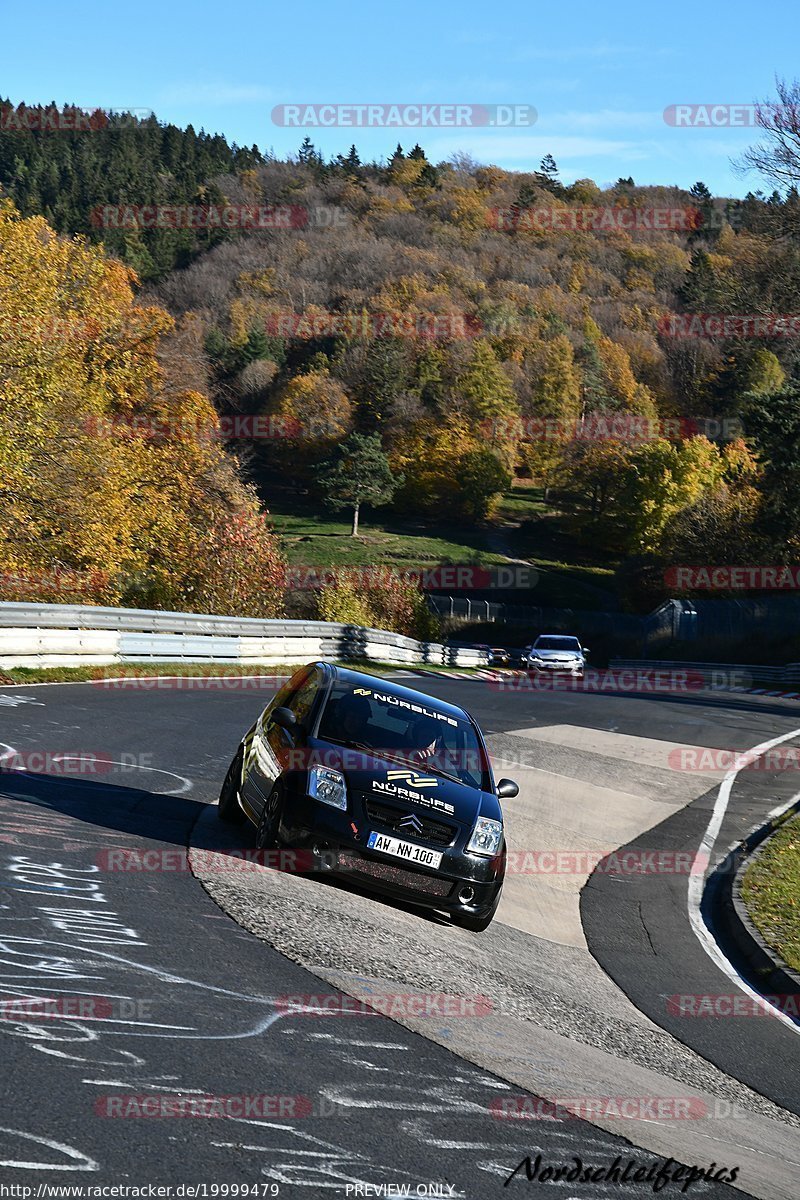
337 850 452 896
364 800 457 846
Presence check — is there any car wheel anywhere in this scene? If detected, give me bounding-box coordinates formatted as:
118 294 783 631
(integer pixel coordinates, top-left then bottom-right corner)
256 787 282 850
452 894 501 933
218 748 245 824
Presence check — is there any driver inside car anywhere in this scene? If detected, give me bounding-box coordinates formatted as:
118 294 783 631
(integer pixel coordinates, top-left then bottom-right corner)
409 715 442 764
333 693 372 742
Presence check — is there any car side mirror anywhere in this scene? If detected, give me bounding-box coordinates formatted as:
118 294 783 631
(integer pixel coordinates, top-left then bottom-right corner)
273 706 297 731
582 647 590 654
496 778 519 799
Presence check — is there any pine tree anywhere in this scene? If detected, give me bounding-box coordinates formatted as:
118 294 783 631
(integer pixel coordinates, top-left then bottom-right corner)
0 102 251 279
680 249 719 310
319 433 403 536
536 154 563 195
688 181 717 243
298 136 320 166
417 162 440 188
539 154 559 181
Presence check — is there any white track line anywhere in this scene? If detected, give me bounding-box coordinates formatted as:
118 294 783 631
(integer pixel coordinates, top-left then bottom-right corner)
688 725 800 1033
0 745 192 796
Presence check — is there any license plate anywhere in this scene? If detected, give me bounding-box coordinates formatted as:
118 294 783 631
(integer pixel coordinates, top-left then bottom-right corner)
367 831 443 870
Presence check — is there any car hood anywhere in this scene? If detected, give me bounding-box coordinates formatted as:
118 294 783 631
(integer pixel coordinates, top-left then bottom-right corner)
311 741 500 825
530 648 582 661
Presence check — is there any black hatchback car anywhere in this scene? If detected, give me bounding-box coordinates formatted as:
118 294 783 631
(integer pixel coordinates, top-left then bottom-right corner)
217 662 518 931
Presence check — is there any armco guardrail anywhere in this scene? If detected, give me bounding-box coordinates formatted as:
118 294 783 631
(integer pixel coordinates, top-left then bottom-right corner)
0 602 489 671
611 658 800 690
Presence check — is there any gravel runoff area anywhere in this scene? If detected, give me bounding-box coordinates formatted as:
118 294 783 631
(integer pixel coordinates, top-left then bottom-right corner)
190 803 800 1133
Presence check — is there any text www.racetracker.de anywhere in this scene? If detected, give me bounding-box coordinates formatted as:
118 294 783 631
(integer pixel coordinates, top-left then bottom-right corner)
0 1187 281 1198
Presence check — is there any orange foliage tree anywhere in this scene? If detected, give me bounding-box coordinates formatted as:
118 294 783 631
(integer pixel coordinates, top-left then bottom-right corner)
0 200 284 615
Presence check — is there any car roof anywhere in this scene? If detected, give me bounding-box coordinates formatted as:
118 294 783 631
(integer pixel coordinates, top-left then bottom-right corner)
318 662 472 724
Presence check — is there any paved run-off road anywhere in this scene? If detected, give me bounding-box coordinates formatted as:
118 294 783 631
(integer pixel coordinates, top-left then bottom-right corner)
0 678 798 1197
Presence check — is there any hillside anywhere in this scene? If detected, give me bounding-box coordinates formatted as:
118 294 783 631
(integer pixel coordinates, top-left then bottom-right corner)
1 113 799 630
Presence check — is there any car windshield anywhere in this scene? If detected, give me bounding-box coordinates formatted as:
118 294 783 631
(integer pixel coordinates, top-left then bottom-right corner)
316 681 490 790
534 637 581 651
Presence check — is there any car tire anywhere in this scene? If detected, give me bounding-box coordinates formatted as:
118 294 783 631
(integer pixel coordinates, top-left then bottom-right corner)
256 786 282 850
218 748 245 824
452 894 501 933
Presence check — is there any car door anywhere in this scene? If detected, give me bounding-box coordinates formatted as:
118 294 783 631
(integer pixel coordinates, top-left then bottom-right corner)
243 667 321 820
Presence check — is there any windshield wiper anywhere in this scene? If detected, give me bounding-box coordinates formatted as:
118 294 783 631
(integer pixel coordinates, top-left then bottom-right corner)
418 764 463 785
327 739 407 765
327 739 465 783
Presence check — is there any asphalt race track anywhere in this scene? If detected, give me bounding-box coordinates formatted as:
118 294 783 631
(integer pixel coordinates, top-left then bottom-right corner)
0 675 798 1198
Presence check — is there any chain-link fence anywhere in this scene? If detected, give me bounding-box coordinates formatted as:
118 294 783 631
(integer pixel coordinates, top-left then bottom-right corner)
431 593 800 664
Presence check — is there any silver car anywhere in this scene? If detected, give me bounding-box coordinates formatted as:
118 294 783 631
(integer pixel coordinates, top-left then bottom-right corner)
523 634 588 677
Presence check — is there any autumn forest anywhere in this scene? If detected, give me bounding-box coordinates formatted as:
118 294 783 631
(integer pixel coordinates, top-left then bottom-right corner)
1 102 799 635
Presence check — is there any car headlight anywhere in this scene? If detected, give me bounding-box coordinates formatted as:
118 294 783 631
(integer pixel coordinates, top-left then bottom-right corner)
467 816 503 856
308 766 347 811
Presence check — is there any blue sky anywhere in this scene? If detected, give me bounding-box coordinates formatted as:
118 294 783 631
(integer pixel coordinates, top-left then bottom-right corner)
2 0 798 196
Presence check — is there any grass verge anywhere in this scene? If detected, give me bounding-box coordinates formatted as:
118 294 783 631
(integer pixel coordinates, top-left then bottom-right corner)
263 486 506 570
0 660 452 687
740 812 800 973
0 662 302 686
266 483 617 611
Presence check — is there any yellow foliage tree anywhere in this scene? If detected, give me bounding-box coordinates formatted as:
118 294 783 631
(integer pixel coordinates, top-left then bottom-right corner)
269 369 354 450
0 200 284 614
522 334 582 494
390 415 509 519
